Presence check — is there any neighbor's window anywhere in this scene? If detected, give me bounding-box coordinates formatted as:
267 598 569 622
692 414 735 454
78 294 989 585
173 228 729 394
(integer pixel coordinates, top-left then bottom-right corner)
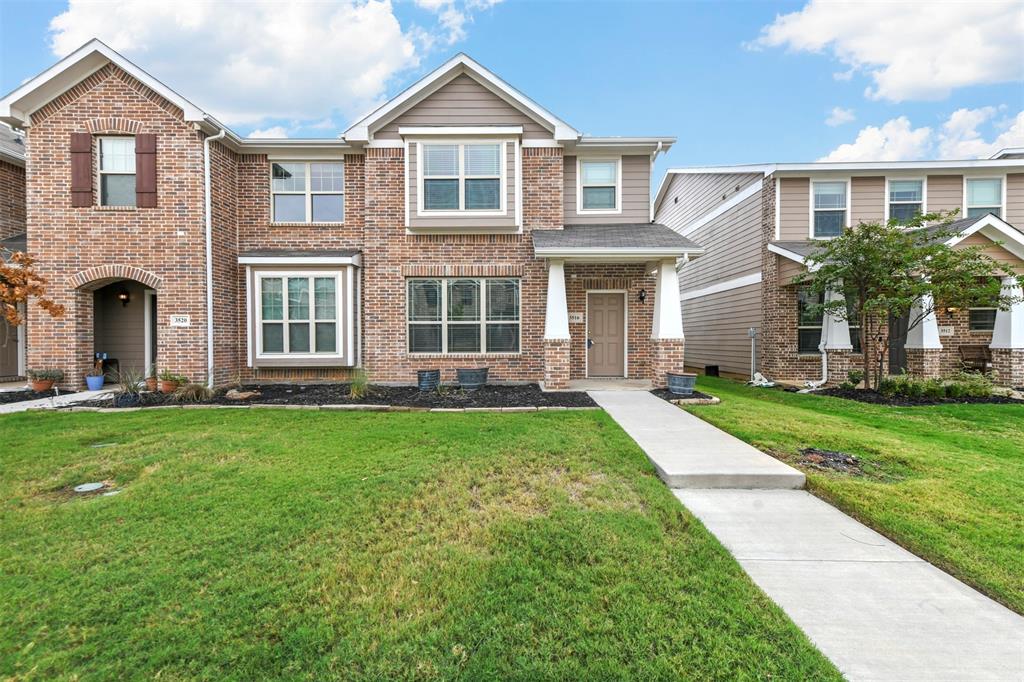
812 181 847 238
888 179 923 223
98 137 136 207
407 278 520 354
421 143 502 212
966 178 1002 219
969 307 997 332
271 162 344 223
258 273 340 356
797 288 862 354
579 159 619 211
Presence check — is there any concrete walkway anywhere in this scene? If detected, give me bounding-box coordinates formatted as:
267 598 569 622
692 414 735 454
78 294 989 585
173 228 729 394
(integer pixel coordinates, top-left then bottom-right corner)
593 390 1024 681
0 388 114 414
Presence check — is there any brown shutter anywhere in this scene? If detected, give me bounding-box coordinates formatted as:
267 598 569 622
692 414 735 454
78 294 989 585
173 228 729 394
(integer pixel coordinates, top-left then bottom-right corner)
135 133 157 208
70 132 93 207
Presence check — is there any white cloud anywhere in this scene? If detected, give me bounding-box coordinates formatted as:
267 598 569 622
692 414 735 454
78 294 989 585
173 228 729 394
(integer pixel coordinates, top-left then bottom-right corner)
48 0 501 131
825 106 855 127
820 108 1024 161
750 0 1024 102
414 0 502 45
247 126 290 139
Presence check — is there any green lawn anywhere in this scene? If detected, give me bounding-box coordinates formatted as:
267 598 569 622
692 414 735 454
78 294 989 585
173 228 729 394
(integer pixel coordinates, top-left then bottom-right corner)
0 409 838 680
686 376 1024 613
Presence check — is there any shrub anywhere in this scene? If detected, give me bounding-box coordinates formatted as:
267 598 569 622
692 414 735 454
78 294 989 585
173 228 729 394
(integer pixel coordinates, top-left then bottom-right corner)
173 382 213 403
838 381 855 391
846 370 865 387
28 368 64 382
349 369 369 400
922 379 946 401
947 371 993 398
116 368 144 397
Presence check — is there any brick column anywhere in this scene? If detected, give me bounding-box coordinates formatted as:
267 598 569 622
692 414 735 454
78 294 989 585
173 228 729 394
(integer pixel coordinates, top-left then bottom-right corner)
991 349 1024 388
651 339 685 389
906 348 941 378
543 339 571 390
825 349 852 386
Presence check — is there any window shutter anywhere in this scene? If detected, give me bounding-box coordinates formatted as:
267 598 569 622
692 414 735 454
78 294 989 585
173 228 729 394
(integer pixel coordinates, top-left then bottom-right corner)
70 132 93 207
135 133 157 208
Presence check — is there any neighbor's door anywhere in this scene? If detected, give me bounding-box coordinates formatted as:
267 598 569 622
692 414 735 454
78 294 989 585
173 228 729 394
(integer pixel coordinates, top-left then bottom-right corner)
888 312 909 374
587 292 626 377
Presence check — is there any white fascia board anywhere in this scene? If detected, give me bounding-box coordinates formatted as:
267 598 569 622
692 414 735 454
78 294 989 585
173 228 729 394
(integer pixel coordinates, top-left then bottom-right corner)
946 214 1024 260
237 255 361 266
767 242 812 266
652 170 674 218
398 125 523 136
681 271 762 301
535 247 705 261
667 159 1024 177
0 39 207 127
666 164 776 176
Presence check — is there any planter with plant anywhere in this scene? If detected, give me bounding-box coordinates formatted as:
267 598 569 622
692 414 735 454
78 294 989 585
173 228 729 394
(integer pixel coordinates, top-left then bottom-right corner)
159 370 185 394
145 364 158 392
27 368 63 392
85 360 105 391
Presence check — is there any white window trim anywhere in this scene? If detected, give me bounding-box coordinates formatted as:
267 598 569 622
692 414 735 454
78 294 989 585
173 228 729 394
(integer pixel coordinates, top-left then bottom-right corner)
270 161 345 224
577 156 623 215
255 270 344 360
407 277 521 355
416 140 507 217
963 175 1006 220
97 135 136 207
808 177 850 240
884 177 927 223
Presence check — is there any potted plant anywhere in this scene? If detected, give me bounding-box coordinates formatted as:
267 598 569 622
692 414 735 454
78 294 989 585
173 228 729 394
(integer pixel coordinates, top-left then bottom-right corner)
159 369 184 394
666 371 698 396
85 359 105 391
417 369 440 392
27 368 63 392
456 367 489 391
145 364 158 392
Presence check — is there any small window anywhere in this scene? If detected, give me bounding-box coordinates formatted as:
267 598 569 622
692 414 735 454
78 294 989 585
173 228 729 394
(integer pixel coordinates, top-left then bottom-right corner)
421 143 502 212
257 273 340 357
812 181 847 238
969 308 997 332
271 162 344 223
966 178 1002 219
98 137 136 207
407 277 520 354
888 179 923 223
579 159 619 211
797 287 861 354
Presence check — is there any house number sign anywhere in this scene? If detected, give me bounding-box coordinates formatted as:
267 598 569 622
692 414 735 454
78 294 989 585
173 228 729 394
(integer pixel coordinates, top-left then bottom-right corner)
568 312 585 324
938 326 954 337
169 315 192 327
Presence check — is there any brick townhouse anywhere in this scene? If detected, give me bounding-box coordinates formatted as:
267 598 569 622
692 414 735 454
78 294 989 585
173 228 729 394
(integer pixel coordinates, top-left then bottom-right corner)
0 40 702 389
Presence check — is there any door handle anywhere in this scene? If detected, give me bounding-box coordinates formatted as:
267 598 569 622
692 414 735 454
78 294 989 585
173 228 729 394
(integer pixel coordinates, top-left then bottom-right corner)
587 338 594 349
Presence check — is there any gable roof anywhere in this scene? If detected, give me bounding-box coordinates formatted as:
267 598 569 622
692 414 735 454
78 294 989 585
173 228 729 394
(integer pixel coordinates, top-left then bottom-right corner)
343 53 579 143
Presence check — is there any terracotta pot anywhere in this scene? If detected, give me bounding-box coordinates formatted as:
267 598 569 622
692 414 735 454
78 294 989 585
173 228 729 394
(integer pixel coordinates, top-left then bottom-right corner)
31 379 54 392
145 377 158 392
160 380 180 394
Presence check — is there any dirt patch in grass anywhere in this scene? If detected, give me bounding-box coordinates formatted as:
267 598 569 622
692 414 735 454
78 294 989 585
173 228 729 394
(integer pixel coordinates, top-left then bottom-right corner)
40 479 121 503
798 448 867 476
650 388 718 402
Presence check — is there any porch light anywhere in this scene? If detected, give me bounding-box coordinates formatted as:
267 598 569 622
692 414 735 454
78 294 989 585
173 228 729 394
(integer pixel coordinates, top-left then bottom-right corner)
117 289 130 307
944 306 959 318
638 289 647 304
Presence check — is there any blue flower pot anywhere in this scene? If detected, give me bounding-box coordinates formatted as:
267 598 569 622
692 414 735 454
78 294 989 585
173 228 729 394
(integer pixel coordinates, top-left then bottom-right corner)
456 367 489 391
85 375 105 391
666 372 697 396
417 369 440 392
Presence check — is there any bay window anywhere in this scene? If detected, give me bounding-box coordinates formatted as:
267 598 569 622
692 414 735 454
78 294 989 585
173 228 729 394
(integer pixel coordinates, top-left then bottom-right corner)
407 277 520 353
965 178 1002 219
271 162 344 223
257 272 340 357
888 179 923 223
579 158 620 212
812 181 847 238
421 143 503 212
98 137 136 207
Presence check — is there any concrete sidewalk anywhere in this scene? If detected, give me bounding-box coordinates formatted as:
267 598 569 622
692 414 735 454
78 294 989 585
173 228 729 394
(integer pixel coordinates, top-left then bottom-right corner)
594 390 1024 680
0 388 114 414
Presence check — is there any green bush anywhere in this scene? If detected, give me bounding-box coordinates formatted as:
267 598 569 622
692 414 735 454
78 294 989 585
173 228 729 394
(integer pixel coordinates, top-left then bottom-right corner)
877 371 994 401
948 371 993 398
27 368 64 382
922 379 946 401
846 369 865 386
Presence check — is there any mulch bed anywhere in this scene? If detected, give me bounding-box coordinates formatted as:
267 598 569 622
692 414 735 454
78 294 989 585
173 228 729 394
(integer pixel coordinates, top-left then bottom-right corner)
0 389 57 405
817 387 1024 406
75 383 597 410
651 388 718 403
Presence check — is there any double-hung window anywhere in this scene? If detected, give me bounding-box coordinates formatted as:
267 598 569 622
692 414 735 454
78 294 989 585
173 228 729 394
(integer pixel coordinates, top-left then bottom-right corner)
969 308 997 332
965 178 1002 218
271 162 344 223
797 288 862 354
812 181 847 238
257 273 340 357
407 278 520 353
579 158 620 212
98 137 136 207
421 143 502 212
888 179 923 223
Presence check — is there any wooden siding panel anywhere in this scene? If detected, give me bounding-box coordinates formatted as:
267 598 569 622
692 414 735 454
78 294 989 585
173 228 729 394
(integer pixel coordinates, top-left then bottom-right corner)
676 189 763 290
851 176 884 225
778 177 810 240
927 174 963 215
563 155 651 224
957 232 1024 272
1006 173 1024 227
654 172 761 229
681 282 761 376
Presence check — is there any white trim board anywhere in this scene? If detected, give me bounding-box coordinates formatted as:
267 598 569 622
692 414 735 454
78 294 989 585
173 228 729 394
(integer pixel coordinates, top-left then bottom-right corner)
681 272 763 301
674 179 764 238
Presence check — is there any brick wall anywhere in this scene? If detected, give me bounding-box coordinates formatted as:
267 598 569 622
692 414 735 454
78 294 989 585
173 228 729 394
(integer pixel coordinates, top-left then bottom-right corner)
0 159 25 239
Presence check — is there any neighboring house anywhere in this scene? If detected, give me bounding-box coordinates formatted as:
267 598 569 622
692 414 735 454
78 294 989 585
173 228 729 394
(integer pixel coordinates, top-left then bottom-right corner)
654 154 1024 387
0 124 26 381
0 39 701 390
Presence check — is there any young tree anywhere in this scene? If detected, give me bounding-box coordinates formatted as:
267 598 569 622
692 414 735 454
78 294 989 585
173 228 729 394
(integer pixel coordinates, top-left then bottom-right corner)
795 211 1021 389
0 248 65 327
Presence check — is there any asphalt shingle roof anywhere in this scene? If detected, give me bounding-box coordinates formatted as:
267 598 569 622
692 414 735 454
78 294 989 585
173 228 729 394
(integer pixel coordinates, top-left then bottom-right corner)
531 223 703 252
0 125 25 160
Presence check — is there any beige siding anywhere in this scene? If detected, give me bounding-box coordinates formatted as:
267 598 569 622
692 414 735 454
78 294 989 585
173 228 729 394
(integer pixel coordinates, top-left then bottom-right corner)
927 174 963 215
681 283 761 376
778 254 807 284
407 140 517 230
563 155 651 224
851 176 884 225
957 233 1024 273
1007 173 1024 227
654 171 762 229
376 74 552 140
778 177 810 239
93 280 147 373
676 187 763 290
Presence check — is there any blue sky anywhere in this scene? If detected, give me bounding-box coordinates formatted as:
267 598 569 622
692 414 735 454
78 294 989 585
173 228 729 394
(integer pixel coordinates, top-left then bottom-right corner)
2 0 1022 186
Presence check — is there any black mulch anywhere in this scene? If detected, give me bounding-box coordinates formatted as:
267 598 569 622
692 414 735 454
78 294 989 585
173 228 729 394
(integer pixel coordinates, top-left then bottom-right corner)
798 448 866 476
77 383 598 409
651 388 717 402
0 389 57 405
817 386 1024 406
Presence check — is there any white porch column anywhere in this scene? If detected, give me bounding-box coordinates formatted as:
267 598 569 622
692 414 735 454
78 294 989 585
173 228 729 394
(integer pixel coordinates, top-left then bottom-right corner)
544 259 570 340
652 259 684 339
990 276 1024 349
904 292 943 349
822 288 853 350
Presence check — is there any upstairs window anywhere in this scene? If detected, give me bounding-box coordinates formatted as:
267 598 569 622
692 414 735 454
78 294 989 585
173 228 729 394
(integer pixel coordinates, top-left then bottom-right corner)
812 181 847 238
966 178 1002 219
579 158 619 212
421 143 503 212
271 162 344 223
888 179 923 223
98 137 136 207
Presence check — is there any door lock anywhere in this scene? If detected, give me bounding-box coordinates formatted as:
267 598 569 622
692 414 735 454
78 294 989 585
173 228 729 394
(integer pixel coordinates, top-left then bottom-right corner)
586 338 594 349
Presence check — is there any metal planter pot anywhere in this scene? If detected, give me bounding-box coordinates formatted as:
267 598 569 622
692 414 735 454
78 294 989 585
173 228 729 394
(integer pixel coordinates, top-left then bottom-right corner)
417 369 441 392
666 372 698 396
456 367 489 391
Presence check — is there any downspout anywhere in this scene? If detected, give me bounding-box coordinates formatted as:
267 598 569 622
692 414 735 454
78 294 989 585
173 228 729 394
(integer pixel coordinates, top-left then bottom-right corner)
649 141 664 222
203 124 227 389
804 304 831 391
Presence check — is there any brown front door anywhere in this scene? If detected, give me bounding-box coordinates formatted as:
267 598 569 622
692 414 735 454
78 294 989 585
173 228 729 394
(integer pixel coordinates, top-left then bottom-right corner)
587 292 626 377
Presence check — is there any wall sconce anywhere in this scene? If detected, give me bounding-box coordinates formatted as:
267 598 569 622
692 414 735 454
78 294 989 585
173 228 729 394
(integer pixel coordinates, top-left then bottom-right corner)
638 289 647 304
117 289 130 307
944 306 959 318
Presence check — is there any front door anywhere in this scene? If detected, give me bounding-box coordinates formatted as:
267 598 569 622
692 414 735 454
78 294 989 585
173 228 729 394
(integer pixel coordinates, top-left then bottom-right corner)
888 312 909 374
587 292 625 377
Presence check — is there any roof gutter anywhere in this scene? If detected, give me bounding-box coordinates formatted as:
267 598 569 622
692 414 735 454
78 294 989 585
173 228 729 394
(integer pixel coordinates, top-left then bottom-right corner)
203 121 227 388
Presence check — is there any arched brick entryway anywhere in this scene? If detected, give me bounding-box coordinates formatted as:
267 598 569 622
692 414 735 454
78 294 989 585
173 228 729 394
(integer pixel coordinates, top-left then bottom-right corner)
67 265 162 292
